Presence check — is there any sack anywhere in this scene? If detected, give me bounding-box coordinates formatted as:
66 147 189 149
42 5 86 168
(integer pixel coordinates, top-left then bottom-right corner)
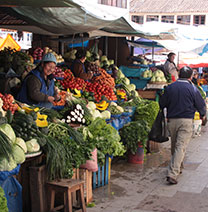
148 109 169 143
80 148 98 172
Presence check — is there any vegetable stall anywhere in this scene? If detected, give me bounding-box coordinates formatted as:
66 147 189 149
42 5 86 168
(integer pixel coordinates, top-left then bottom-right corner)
0 46 160 212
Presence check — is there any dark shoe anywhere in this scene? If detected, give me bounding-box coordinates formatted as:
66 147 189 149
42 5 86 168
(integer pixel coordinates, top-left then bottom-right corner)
167 176 178 185
180 170 182 174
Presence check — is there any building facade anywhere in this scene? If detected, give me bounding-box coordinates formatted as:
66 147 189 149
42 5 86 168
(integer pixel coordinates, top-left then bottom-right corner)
130 0 208 26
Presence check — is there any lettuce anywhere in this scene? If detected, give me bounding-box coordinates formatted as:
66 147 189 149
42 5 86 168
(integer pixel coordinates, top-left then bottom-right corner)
13 144 25 164
0 156 17 171
26 139 40 152
0 124 16 144
15 137 27 153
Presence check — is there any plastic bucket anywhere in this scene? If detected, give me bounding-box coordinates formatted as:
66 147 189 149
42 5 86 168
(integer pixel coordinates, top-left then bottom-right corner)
127 144 144 164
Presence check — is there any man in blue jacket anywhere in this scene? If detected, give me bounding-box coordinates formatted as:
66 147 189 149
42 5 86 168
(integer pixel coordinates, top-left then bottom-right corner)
159 66 206 184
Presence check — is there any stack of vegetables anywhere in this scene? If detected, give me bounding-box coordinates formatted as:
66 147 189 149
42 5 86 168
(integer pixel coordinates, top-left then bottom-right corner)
61 69 117 102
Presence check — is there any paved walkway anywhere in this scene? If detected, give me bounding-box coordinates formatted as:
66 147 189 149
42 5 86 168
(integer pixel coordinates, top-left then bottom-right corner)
87 126 208 212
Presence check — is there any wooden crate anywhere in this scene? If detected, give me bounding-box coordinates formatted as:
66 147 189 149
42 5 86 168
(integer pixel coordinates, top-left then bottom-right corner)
79 169 93 204
137 90 157 99
29 165 48 212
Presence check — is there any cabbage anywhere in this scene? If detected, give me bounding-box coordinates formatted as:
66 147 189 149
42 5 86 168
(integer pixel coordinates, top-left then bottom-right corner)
126 84 136 91
15 137 27 153
0 124 16 144
86 51 91 58
108 59 114 65
13 144 25 164
116 106 124 113
26 139 40 153
101 55 108 62
117 70 125 79
91 109 101 120
87 101 96 110
110 102 117 107
124 77 130 85
0 156 17 171
101 111 111 120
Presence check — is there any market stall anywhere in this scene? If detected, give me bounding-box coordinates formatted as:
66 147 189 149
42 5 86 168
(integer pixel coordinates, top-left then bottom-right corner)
0 44 161 212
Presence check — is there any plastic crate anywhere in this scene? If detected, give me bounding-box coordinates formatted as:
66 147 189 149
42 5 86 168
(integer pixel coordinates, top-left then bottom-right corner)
129 78 149 89
202 85 208 92
92 155 112 189
119 66 146 78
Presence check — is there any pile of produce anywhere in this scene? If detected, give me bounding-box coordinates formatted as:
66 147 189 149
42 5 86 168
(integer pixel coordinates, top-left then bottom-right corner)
79 118 126 165
54 67 64 79
142 69 153 78
0 93 18 115
64 49 77 62
61 69 117 102
32 47 64 63
85 62 100 75
100 55 114 70
91 68 115 88
0 48 30 75
119 120 150 154
150 70 167 83
32 47 44 61
133 99 160 129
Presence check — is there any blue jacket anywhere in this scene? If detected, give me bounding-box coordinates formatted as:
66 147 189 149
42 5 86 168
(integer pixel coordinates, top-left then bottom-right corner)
159 79 206 119
17 69 55 108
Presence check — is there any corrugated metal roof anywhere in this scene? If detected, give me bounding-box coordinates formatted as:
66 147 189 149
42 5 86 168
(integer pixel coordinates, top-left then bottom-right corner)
130 0 208 14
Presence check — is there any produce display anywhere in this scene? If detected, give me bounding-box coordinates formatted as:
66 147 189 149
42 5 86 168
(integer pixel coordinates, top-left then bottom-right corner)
150 69 167 83
32 47 64 63
0 47 160 190
0 48 31 76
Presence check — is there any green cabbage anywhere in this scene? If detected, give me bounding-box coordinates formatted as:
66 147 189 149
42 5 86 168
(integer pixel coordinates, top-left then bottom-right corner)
0 124 16 144
13 144 25 164
26 139 40 153
101 55 108 62
15 137 27 153
0 156 17 171
101 111 111 120
87 101 96 110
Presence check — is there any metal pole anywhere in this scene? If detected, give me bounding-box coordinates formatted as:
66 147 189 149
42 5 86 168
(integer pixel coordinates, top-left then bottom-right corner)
115 37 118 66
130 36 134 56
152 45 154 60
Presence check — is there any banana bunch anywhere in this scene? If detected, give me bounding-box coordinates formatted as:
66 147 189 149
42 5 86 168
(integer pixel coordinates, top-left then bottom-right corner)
96 100 109 111
116 90 126 99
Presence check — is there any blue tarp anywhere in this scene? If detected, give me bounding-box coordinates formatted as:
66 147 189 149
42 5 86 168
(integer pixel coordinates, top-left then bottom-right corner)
0 165 22 212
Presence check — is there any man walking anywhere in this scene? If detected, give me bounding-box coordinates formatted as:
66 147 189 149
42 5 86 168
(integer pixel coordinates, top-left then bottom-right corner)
159 66 206 184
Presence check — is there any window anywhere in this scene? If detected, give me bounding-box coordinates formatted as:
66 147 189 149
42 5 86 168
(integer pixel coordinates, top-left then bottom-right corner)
131 15 144 24
146 15 159 22
98 0 127 8
194 15 205 25
177 15 191 25
161 15 174 23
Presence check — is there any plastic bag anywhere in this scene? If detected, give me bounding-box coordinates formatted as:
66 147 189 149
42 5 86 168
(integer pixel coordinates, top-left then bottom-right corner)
148 109 169 143
80 148 98 172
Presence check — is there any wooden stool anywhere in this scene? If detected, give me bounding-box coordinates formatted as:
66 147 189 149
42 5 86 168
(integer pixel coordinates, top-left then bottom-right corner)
47 179 86 212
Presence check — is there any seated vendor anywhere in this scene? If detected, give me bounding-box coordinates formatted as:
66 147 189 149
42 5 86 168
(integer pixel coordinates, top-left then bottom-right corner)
17 53 60 108
71 49 93 80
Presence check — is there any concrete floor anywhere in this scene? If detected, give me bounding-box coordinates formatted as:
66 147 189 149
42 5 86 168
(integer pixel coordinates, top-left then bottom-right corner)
87 126 208 212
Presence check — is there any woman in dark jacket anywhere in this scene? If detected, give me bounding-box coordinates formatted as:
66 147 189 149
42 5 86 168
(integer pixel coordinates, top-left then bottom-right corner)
17 53 60 108
71 49 93 80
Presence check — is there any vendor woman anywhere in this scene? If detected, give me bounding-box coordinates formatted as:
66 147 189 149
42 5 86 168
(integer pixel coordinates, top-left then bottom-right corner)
17 53 60 108
71 49 93 80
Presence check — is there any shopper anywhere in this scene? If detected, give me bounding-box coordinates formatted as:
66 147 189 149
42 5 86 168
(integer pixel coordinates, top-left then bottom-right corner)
192 69 199 85
163 52 178 82
17 53 60 108
71 49 93 80
159 66 206 184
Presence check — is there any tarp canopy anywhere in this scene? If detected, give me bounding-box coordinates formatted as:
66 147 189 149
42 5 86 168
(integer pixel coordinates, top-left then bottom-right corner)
0 0 174 39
